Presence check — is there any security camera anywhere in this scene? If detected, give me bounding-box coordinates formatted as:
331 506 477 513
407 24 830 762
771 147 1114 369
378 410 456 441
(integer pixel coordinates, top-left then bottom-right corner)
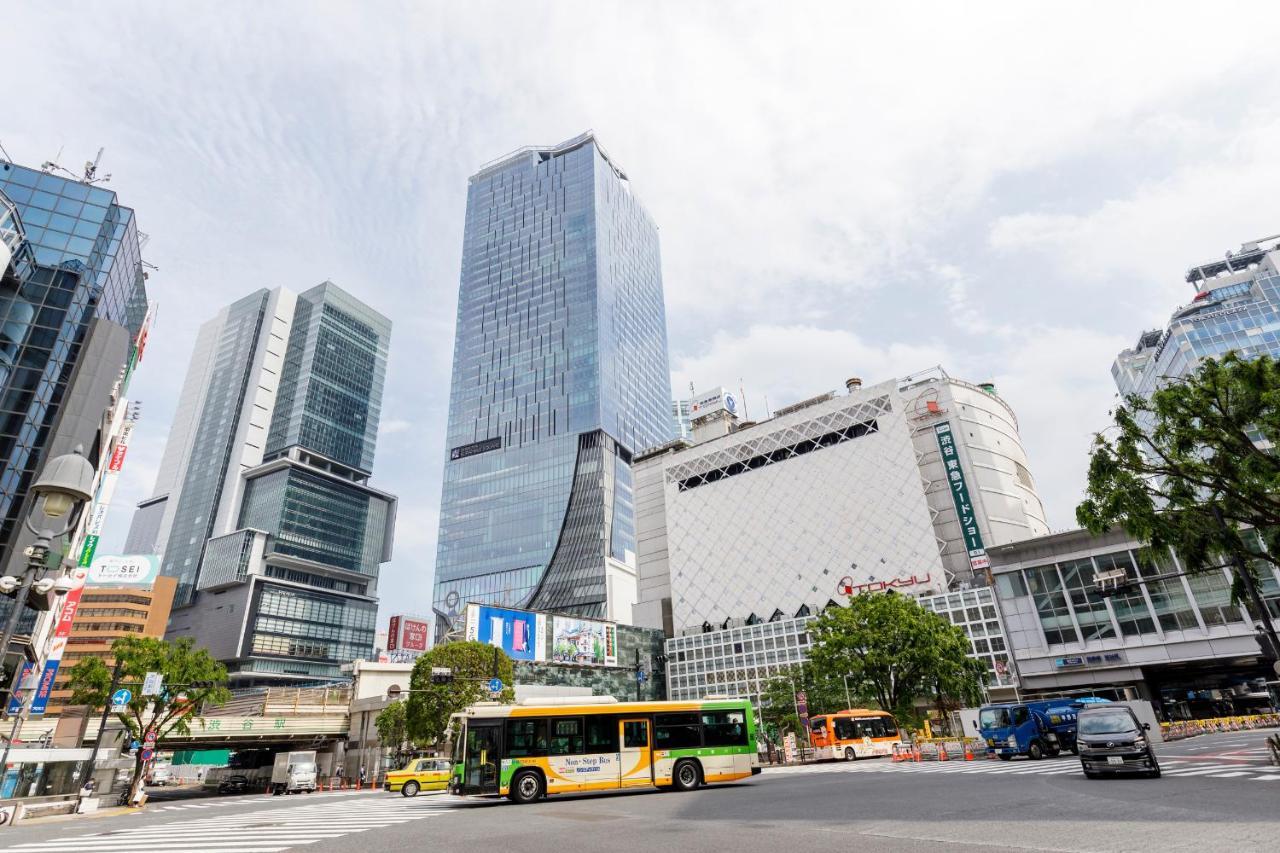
52 575 76 595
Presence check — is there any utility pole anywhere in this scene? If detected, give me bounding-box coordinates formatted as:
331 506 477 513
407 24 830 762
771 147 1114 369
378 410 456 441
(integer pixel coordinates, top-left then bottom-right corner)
74 660 124 805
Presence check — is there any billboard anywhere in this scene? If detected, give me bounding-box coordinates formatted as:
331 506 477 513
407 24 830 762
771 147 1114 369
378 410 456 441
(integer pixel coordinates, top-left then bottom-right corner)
87 554 161 587
551 616 618 667
464 604 546 662
387 614 430 654
689 387 738 419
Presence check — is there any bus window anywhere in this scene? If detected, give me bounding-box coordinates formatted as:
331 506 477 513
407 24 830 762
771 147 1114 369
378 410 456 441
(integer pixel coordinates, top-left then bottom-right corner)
506 719 548 757
810 716 827 734
623 721 649 748
585 716 619 753
702 710 747 747
655 713 701 748
465 724 499 790
550 718 585 755
834 719 857 740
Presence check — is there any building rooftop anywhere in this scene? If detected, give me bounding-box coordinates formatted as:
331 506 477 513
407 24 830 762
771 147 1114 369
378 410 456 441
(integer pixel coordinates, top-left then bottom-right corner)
471 131 625 183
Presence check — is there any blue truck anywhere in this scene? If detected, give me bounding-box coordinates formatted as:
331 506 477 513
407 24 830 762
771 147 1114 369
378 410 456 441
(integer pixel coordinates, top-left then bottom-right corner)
976 698 1110 760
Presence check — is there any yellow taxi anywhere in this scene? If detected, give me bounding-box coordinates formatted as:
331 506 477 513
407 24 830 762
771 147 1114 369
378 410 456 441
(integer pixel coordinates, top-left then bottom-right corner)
384 757 452 797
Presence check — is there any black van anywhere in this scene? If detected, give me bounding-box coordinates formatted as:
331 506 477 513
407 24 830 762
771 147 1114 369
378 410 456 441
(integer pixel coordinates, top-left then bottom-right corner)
1077 705 1160 779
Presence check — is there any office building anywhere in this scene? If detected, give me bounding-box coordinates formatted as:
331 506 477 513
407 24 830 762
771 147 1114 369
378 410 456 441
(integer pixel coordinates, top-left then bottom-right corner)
127 283 395 686
43 575 177 716
633 369 1048 636
432 132 674 636
0 158 151 633
988 528 1280 715
1113 235 1280 403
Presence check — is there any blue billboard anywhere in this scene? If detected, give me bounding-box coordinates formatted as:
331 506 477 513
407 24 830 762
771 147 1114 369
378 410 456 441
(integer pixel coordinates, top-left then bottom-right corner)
463 603 547 661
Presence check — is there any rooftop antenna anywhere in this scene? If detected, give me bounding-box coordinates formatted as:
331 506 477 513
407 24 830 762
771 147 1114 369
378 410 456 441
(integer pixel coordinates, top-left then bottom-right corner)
763 394 771 418
40 146 111 185
738 378 749 420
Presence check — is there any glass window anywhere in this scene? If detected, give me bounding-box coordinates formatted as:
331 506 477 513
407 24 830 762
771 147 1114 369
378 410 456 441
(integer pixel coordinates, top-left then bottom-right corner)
701 710 747 747
585 716 618 753
1095 552 1156 636
505 718 548 757
995 572 1027 599
623 721 649 749
1024 565 1078 645
550 718 584 755
655 713 702 749
1134 550 1200 631
1187 568 1244 626
1059 558 1116 641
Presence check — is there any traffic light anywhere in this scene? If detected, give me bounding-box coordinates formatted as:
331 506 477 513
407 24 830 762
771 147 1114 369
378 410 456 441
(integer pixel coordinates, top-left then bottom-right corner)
430 666 453 684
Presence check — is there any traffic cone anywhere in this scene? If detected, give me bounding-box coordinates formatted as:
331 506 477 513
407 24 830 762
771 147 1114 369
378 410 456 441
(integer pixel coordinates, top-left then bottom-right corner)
913 746 921 762
939 744 948 761
964 743 974 761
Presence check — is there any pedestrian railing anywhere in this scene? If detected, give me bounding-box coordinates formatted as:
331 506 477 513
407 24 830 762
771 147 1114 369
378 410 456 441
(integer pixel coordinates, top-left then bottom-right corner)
1159 713 1280 741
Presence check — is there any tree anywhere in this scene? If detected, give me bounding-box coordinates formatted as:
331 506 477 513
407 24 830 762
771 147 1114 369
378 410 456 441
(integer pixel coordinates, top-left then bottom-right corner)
375 700 412 766
404 641 515 745
807 593 986 724
1077 352 1280 639
67 636 230 805
758 663 850 745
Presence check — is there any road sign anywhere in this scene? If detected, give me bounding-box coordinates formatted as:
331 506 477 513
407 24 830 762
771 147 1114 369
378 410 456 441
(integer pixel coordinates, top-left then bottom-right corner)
142 672 164 696
110 688 132 710
636 670 647 683
143 728 157 745
140 748 154 762
488 678 503 693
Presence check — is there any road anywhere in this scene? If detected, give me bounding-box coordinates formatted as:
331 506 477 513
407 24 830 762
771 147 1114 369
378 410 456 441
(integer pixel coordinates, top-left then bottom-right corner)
3 730 1277 852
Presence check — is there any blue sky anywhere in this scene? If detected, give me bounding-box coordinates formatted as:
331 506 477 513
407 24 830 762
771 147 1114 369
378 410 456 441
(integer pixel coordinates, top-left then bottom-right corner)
5 2 1280 625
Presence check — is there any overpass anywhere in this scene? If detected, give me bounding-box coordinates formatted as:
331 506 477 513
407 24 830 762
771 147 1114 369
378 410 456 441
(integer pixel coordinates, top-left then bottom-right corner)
12 686 352 751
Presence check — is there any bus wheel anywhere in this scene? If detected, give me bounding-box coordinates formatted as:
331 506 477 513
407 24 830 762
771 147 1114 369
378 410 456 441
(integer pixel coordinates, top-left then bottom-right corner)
844 748 856 761
510 770 543 804
401 781 419 798
1027 741 1045 761
673 760 701 792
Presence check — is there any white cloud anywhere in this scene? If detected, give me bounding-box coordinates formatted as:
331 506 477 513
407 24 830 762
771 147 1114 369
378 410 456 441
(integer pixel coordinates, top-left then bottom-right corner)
379 418 412 437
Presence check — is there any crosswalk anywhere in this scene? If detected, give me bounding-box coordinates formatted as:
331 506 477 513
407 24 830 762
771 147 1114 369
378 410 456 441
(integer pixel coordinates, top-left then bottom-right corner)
9 792 458 853
150 789 379 812
762 757 1280 783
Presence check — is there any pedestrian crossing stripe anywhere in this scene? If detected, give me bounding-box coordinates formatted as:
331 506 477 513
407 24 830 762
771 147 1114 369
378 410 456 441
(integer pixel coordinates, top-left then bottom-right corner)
761 758 1280 782
7 796 457 853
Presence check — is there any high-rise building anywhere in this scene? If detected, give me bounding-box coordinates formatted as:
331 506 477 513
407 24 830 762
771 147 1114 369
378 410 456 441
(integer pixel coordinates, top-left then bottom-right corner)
1113 235 1280 402
0 158 151 629
432 132 674 636
126 283 395 686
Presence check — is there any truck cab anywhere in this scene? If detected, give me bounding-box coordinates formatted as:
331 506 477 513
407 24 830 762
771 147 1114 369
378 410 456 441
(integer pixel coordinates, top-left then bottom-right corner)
978 699 1100 760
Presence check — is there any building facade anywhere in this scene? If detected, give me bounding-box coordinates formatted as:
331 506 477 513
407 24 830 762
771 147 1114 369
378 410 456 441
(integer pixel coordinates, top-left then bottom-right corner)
989 528 1280 717
127 283 395 686
0 159 151 640
1113 235 1280 403
432 132 674 636
43 575 177 716
664 588 1015 709
632 370 1047 636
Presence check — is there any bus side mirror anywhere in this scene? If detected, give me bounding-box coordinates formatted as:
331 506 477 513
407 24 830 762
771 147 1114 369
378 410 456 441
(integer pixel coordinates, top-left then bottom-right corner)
970 720 977 730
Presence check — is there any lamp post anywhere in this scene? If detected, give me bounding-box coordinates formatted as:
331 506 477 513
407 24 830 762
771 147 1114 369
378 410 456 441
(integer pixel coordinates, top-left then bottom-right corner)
0 446 94 758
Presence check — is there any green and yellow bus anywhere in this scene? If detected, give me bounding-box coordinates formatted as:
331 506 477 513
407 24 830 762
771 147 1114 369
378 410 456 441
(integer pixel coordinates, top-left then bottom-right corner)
447 696 760 803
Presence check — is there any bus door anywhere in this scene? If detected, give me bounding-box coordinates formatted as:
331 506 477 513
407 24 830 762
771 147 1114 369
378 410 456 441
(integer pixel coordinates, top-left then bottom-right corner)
619 719 653 788
462 722 501 795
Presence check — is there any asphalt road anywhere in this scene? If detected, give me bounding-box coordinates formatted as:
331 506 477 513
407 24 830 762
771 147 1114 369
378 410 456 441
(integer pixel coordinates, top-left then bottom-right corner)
4 730 1277 852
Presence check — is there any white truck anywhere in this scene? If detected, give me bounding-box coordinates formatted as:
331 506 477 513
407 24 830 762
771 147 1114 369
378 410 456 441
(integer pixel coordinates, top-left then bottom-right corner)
271 750 318 795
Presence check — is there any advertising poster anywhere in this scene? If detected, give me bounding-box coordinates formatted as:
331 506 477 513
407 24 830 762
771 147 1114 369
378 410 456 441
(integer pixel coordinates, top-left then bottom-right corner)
463 603 546 661
87 554 160 587
387 614 430 658
551 616 618 667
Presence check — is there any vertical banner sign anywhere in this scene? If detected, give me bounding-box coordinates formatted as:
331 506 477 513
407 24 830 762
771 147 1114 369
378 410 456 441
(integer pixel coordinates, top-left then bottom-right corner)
5 662 35 714
77 409 136 568
933 422 988 571
387 615 401 651
795 690 811 744
28 566 89 715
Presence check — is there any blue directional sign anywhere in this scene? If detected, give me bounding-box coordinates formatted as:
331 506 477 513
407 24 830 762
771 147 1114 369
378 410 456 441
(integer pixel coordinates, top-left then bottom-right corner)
488 678 503 693
110 688 132 708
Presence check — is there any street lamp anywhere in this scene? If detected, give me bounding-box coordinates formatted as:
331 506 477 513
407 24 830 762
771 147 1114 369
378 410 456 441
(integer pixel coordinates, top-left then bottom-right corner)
0 445 94 708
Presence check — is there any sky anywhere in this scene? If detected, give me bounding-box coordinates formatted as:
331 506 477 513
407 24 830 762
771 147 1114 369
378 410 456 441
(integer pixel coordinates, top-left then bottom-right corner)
5 1 1280 626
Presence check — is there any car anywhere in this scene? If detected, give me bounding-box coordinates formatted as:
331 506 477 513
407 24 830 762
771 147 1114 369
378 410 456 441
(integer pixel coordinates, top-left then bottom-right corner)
147 766 173 786
1077 705 1160 779
384 757 452 797
217 774 252 794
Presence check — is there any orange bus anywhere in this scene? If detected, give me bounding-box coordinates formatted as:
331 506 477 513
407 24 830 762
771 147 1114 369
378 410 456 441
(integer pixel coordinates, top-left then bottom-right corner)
808 709 902 760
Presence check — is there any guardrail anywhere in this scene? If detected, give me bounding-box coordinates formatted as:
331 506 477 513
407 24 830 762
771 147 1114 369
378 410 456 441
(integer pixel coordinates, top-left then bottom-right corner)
1159 714 1280 741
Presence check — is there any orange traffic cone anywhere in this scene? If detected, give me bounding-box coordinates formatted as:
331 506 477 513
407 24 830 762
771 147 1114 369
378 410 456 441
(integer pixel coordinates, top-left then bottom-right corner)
913 746 921 762
939 744 949 761
964 744 974 761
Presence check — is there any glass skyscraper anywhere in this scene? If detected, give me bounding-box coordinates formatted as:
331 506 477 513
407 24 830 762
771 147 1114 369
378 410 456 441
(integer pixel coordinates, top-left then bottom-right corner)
432 132 674 635
128 282 395 686
1114 236 1280 403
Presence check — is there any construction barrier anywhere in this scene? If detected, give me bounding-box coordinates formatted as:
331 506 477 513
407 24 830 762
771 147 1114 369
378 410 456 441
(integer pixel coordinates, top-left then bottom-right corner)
1159 713 1280 742
899 738 985 761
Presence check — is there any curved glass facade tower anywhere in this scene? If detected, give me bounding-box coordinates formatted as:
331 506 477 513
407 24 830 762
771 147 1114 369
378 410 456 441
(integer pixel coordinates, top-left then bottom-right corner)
432 132 673 635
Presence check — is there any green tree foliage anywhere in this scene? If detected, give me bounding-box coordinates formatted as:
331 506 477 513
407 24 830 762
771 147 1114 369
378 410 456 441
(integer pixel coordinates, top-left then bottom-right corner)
1077 352 1280 602
757 663 852 744
807 593 986 721
67 636 230 805
375 699 411 765
404 641 515 744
